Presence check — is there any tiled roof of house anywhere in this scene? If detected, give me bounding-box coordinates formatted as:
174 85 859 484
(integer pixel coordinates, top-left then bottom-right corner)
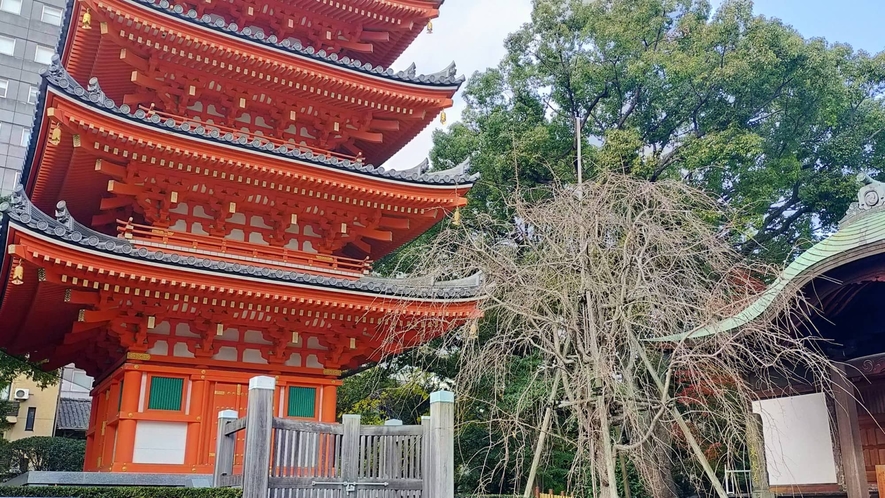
56 398 91 431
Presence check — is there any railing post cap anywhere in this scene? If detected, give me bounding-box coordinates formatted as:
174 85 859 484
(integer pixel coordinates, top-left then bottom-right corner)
218 409 238 419
384 419 403 426
248 375 276 390
430 390 454 404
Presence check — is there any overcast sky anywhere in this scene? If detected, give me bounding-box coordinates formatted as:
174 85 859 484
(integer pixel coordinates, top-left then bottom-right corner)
385 0 885 171
384 0 533 170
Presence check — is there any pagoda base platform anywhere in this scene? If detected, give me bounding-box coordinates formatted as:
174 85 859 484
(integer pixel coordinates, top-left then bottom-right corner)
84 355 340 473
2 471 212 487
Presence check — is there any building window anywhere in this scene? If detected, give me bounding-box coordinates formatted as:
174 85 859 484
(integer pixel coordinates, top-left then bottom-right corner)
24 407 35 431
40 5 62 25
20 128 30 147
148 377 183 411
287 386 316 418
27 86 38 104
0 0 22 15
0 385 9 400
34 46 53 65
0 80 7 99
0 36 15 56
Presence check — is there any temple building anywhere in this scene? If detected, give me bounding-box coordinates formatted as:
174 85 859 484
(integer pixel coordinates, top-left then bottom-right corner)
0 0 482 474
681 176 885 498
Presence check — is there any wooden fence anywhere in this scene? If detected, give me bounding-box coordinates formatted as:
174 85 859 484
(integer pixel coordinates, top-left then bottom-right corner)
213 376 454 498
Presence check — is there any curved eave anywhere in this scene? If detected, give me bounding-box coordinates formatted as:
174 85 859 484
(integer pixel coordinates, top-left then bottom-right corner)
650 208 885 343
2 195 483 303
27 83 475 197
79 0 463 92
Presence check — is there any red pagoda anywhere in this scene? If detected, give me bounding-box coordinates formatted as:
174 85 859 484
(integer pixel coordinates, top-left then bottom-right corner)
0 0 480 474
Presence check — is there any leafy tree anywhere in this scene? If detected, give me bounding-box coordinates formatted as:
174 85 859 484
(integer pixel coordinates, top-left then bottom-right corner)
0 437 86 478
425 0 885 265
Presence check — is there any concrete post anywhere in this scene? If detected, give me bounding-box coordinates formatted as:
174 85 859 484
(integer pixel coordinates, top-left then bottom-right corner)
213 409 238 487
242 376 275 498
430 391 455 498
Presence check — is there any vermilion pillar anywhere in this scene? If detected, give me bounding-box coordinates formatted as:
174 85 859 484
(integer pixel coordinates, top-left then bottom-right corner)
114 368 142 470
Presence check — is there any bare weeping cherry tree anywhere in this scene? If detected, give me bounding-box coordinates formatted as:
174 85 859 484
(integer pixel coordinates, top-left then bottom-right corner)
384 173 835 497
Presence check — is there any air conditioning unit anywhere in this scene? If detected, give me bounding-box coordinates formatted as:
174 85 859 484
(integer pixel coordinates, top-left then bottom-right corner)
13 388 29 400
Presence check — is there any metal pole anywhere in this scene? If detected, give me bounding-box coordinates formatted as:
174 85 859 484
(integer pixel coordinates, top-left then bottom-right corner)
576 116 582 198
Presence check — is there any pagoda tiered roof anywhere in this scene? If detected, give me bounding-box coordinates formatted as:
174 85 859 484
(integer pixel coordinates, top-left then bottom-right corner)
0 188 482 376
24 61 476 260
59 0 461 164
178 0 444 67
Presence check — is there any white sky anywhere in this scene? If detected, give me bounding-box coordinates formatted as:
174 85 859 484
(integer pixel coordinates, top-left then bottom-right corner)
383 0 533 170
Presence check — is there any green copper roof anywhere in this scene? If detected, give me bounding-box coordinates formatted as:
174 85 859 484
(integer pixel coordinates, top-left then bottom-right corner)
650 178 885 343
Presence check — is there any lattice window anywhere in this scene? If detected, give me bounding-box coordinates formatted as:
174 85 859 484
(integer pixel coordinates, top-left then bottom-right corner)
287 386 316 418
148 377 183 411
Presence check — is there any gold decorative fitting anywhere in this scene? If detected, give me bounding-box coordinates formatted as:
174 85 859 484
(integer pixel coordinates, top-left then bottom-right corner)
426 21 433 34
349 337 356 349
99 22 108 35
291 332 299 343
216 323 224 335
170 191 178 203
11 260 23 286
81 8 92 29
468 321 478 339
290 213 298 225
64 288 72 302
146 315 156 329
452 207 462 226
72 134 81 148
228 202 236 214
323 368 343 377
333 122 340 132
37 268 46 282
48 123 62 146
340 223 347 234
289 110 297 121
123 217 134 239
440 110 447 125
126 352 151 361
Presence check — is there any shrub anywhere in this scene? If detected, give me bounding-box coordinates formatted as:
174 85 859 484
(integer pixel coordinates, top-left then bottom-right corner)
0 487 242 498
1 437 85 475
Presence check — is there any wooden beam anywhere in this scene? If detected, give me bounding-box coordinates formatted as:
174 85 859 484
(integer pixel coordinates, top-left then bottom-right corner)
100 196 134 211
95 159 127 180
349 130 384 143
368 119 400 132
833 364 870 498
119 48 149 72
378 216 409 230
356 228 393 242
107 180 142 197
349 238 372 254
79 308 120 323
66 289 101 305
359 31 390 42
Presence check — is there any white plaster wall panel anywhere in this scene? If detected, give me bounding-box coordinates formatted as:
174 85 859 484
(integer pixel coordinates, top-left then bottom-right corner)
284 239 300 251
243 349 268 364
244 330 272 345
227 213 246 225
191 222 209 236
303 225 319 238
213 347 238 362
169 219 188 231
217 328 239 341
175 322 200 338
147 340 169 356
192 205 214 219
132 421 187 464
302 241 316 253
307 354 323 369
249 232 267 244
249 216 271 229
307 337 328 350
285 354 302 367
173 342 194 358
169 203 189 215
151 321 171 335
752 393 837 486
228 229 245 242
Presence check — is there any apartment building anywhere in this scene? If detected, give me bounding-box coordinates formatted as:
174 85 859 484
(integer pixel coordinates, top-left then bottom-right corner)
3 365 93 441
0 0 65 194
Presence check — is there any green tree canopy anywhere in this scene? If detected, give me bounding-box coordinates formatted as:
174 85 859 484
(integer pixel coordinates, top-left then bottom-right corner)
427 0 885 264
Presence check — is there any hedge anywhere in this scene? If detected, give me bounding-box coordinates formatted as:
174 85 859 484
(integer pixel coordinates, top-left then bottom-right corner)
0 487 242 498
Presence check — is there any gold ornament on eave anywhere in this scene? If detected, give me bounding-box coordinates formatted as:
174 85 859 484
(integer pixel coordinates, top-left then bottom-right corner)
426 21 433 34
81 9 92 29
452 207 461 226
12 261 24 286
440 110 447 125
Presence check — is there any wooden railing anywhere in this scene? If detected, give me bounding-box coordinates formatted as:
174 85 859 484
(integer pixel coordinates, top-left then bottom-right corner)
117 219 371 278
214 376 454 498
138 106 364 163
